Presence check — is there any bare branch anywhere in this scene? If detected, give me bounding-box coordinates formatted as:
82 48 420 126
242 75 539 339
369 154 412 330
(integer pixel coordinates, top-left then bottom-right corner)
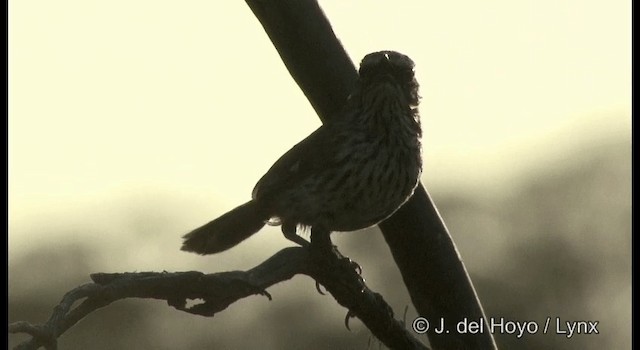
10 247 428 350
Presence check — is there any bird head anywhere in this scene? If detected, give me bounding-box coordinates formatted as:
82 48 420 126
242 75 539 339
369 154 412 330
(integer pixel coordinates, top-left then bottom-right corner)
358 51 420 107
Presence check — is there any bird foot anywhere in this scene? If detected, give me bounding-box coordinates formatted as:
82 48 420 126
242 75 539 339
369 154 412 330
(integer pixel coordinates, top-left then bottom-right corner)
281 223 310 248
342 257 365 285
341 257 363 276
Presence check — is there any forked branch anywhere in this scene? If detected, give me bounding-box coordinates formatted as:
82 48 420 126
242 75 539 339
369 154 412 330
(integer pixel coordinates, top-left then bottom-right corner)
9 247 428 350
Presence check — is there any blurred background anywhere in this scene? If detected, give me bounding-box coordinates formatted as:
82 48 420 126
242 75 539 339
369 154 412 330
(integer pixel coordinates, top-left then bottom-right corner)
9 1 630 349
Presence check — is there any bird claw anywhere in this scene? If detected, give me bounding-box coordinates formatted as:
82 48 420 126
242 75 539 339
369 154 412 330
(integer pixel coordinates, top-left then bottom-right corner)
315 281 326 295
338 256 364 285
344 310 356 331
342 257 362 275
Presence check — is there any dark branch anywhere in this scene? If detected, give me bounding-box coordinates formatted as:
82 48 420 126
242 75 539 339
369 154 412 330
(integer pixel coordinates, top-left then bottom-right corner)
9 247 428 350
245 0 496 348
245 0 358 124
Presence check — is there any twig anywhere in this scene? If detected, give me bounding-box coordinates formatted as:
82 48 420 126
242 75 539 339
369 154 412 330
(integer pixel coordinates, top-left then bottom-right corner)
9 247 428 350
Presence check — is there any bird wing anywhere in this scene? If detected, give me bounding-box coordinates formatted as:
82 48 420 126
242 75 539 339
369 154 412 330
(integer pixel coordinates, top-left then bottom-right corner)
251 124 338 202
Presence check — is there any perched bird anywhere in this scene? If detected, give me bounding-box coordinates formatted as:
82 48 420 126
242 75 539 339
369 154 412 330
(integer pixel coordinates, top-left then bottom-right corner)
182 50 422 255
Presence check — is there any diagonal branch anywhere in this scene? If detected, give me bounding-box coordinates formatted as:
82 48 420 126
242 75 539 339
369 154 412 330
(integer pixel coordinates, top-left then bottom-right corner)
10 247 428 350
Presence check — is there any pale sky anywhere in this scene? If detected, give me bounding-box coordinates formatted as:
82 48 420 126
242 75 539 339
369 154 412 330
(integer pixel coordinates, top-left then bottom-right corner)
8 1 631 251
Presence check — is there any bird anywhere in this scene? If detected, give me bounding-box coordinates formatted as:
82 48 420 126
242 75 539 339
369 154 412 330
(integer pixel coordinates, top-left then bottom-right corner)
181 50 422 255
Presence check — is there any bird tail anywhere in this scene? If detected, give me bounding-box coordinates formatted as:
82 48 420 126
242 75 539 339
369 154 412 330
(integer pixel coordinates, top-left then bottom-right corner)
181 200 269 255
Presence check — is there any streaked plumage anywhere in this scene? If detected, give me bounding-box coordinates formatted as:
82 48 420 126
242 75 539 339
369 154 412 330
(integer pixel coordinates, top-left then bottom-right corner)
182 51 422 255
